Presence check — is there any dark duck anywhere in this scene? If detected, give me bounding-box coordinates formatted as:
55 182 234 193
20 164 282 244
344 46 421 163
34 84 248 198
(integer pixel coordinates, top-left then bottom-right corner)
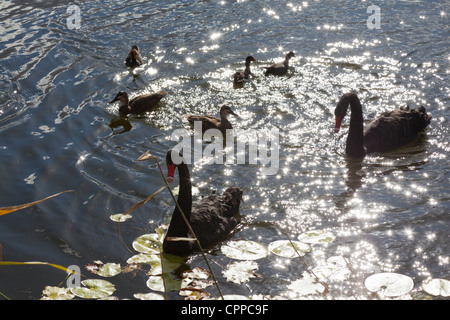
184 105 238 134
163 150 243 256
233 56 257 84
264 51 296 76
334 93 431 158
125 45 144 68
109 91 167 116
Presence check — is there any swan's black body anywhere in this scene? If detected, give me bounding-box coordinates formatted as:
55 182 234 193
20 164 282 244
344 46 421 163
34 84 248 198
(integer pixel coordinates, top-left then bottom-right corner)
334 93 431 157
163 150 243 256
264 51 295 76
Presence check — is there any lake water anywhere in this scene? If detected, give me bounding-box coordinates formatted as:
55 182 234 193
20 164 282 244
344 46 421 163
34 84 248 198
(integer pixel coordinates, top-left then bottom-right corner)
0 0 448 300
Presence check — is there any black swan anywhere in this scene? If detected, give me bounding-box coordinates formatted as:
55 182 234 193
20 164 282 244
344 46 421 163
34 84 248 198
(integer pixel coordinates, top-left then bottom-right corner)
125 45 144 68
234 56 257 84
334 93 431 157
264 51 296 76
184 105 238 134
163 150 243 256
109 91 167 115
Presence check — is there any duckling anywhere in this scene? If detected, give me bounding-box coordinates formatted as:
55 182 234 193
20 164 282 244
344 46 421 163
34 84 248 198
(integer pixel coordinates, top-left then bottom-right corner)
125 45 144 68
109 91 167 115
184 105 238 134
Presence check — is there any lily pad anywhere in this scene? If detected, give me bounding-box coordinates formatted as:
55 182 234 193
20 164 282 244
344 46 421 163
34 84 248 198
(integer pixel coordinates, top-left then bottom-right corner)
421 278 450 297
70 279 116 299
268 240 311 258
127 253 183 275
97 263 121 277
109 213 132 222
221 240 268 260
132 233 162 254
364 272 414 297
146 275 182 292
312 256 351 281
134 292 165 300
287 272 325 296
41 286 74 300
223 261 259 284
297 230 336 244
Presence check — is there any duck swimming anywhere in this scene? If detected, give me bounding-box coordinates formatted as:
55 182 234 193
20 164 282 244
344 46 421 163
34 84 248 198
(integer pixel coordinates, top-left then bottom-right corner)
184 105 238 134
109 91 167 116
163 150 243 256
125 45 144 68
264 51 296 76
334 93 431 157
233 56 257 84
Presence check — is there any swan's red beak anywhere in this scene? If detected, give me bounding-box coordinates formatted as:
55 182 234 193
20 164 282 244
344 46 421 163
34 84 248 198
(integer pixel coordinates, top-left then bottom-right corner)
167 163 176 183
335 116 343 133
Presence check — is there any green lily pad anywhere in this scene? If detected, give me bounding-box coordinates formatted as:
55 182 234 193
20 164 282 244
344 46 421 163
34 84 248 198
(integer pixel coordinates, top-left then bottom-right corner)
297 230 336 244
127 253 183 275
134 292 165 300
221 240 268 260
146 275 182 292
70 279 116 299
97 263 121 277
109 213 132 222
223 261 259 284
421 278 450 297
41 286 74 300
268 240 311 258
364 272 414 297
132 233 162 254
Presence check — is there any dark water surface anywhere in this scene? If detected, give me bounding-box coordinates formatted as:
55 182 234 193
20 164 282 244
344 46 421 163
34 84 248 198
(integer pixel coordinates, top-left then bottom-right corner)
0 0 449 300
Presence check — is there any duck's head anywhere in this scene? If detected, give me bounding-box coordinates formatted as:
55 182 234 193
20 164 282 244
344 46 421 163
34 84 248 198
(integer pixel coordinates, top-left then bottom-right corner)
220 105 238 117
130 45 139 57
166 149 186 183
286 51 296 59
109 92 130 115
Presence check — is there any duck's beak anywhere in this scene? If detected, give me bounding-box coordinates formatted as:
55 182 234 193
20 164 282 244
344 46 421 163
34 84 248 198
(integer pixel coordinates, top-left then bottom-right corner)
109 96 119 104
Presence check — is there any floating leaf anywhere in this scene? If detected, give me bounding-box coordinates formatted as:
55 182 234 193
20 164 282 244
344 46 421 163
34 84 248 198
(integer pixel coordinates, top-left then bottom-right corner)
70 279 116 299
41 286 74 300
312 256 351 281
364 272 414 297
132 233 162 254
127 253 183 275
109 213 132 222
134 292 165 300
221 240 268 260
297 230 336 244
268 240 311 258
97 263 121 277
146 275 182 292
223 261 258 284
287 272 326 296
421 278 450 297
183 267 211 280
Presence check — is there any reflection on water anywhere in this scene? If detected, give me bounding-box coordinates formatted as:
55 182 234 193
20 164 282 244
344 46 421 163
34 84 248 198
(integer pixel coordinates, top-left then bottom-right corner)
0 0 449 299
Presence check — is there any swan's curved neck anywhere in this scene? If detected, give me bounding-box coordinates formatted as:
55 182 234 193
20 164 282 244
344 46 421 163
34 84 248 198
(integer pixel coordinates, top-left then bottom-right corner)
346 95 365 157
166 163 192 238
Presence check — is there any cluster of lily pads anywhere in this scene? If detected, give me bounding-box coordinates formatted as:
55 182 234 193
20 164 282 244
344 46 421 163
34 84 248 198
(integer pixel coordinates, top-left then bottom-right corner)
40 223 450 300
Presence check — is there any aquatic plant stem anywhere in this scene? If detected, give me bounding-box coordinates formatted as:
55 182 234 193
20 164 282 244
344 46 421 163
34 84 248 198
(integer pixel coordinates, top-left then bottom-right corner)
138 151 224 300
